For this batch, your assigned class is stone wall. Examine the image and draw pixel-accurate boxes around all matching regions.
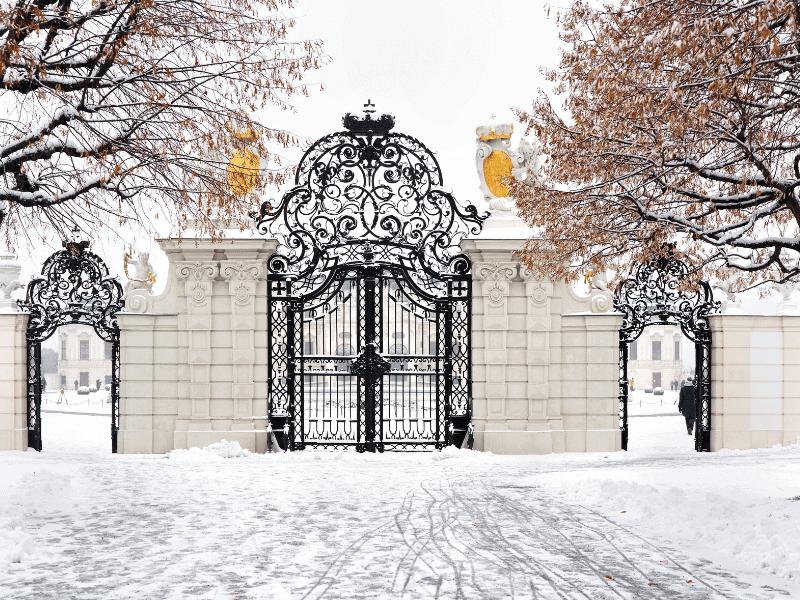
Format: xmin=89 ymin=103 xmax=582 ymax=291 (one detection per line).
xmin=710 ymin=314 xmax=800 ymax=450
xmin=462 ymin=237 xmax=621 ymax=455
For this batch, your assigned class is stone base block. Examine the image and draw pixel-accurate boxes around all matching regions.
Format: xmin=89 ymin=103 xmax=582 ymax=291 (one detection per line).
xmin=0 ymin=428 xmax=27 ymax=451
xmin=586 ymin=429 xmax=620 ymax=453
xmin=118 ymin=429 xmax=153 ymax=454
xmin=483 ymin=430 xmax=553 ymax=455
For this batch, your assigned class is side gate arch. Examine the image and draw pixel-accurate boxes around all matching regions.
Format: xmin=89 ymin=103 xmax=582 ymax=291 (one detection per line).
xmin=254 ymin=108 xmax=488 ymax=451
xmin=614 ymin=252 xmax=720 ymax=452
xmin=20 ymin=237 xmax=124 ymax=452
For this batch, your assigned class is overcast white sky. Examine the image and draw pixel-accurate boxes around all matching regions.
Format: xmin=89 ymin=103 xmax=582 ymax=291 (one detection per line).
xmin=19 ymin=0 xmax=564 ymax=288
xmin=258 ymin=0 xmax=563 ymax=203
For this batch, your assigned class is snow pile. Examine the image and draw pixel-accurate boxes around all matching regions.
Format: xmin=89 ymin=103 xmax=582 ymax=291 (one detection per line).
xmin=0 ymin=470 xmax=71 ymax=571
xmin=167 ymin=439 xmax=251 ymax=462
xmin=542 ymin=472 xmax=800 ymax=581
xmin=432 ymin=445 xmax=494 ymax=461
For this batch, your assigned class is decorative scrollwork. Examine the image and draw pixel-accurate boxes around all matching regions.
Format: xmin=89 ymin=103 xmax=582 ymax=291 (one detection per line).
xmin=614 ymin=253 xmax=720 ymax=343
xmin=20 ymin=242 xmax=124 ymax=342
xmin=349 ymin=342 xmax=392 ymax=378
xmin=254 ymin=111 xmax=488 ymax=296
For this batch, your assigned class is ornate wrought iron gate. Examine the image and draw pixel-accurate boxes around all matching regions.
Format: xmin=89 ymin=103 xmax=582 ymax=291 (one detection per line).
xmin=20 ymin=237 xmax=123 ymax=452
xmin=257 ymin=107 xmax=486 ymax=451
xmin=614 ymin=251 xmax=719 ymax=452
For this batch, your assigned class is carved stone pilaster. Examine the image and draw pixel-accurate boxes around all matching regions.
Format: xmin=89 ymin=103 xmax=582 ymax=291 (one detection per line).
xmin=522 ymin=267 xmax=553 ymax=425
xmin=475 ymin=262 xmax=517 ymax=421
xmin=220 ymin=260 xmax=265 ymax=425
xmin=176 ymin=261 xmax=219 ymax=422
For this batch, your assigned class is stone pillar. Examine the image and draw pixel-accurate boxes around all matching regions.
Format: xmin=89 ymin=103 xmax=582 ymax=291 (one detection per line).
xmin=176 ymin=261 xmax=219 ymax=446
xmin=710 ymin=314 xmax=798 ymax=450
xmin=463 ymin=233 xmax=619 ymax=454
xmin=220 ymin=260 xmax=265 ymax=447
xmin=522 ymin=267 xmax=554 ymax=452
xmin=475 ymin=261 xmax=517 ymax=440
xmin=783 ymin=317 xmax=800 ymax=447
xmin=0 ymin=314 xmax=28 ymax=451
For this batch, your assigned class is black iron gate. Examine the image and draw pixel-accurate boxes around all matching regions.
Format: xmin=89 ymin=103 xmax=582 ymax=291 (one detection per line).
xmin=614 ymin=251 xmax=719 ymax=452
xmin=20 ymin=235 xmax=123 ymax=452
xmin=256 ymin=106 xmax=486 ymax=451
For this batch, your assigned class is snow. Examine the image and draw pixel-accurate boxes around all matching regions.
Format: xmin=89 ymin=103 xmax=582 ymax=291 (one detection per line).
xmin=1 ymin=401 xmax=799 ymax=599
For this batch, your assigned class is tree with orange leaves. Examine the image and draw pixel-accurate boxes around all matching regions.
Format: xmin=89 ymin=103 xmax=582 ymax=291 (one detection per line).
xmin=0 ymin=0 xmax=324 ymax=244
xmin=512 ymin=0 xmax=800 ymax=290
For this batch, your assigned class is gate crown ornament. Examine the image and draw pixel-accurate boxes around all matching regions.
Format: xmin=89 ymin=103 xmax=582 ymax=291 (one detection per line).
xmin=614 ymin=251 xmax=720 ymax=343
xmin=254 ymin=108 xmax=488 ymax=295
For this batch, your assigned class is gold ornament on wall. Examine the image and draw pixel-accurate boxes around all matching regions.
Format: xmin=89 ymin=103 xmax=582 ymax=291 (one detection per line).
xmin=482 ymin=150 xmax=514 ymax=198
xmin=225 ymin=125 xmax=260 ymax=195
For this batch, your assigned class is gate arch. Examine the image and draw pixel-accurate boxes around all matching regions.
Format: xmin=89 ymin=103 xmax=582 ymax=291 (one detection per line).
xmin=20 ymin=236 xmax=124 ymax=452
xmin=254 ymin=108 xmax=487 ymax=451
xmin=614 ymin=252 xmax=720 ymax=452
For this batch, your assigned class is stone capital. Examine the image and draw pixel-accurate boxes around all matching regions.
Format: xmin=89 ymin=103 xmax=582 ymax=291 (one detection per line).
xmin=176 ymin=261 xmax=219 ymax=282
xmin=475 ymin=262 xmax=517 ymax=282
xmin=220 ymin=260 xmax=265 ymax=282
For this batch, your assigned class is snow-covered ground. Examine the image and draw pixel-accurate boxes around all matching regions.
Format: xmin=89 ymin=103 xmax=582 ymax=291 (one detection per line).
xmin=1 ymin=398 xmax=799 ymax=599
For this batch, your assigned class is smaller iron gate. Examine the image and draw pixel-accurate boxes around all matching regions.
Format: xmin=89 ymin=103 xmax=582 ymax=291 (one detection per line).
xmin=256 ymin=106 xmax=486 ymax=451
xmin=20 ymin=236 xmax=123 ymax=452
xmin=614 ymin=251 xmax=719 ymax=452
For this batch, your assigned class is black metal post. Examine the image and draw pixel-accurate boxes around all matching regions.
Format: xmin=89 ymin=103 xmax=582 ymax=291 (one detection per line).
xmin=443 ymin=288 xmax=454 ymax=447
xmin=619 ymin=338 xmax=629 ymax=451
xmin=111 ymin=337 xmax=120 ymax=453
xmin=27 ymin=340 xmax=42 ymax=452
xmin=285 ymin=279 xmax=296 ymax=452
xmin=363 ymin=259 xmax=377 ymax=453
xmin=695 ymin=339 xmax=712 ymax=452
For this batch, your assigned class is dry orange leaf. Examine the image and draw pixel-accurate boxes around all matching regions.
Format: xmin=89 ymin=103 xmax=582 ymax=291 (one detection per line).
xmin=686 ymin=580 xmax=693 ymax=583
xmin=605 ymin=575 xmax=613 ymax=580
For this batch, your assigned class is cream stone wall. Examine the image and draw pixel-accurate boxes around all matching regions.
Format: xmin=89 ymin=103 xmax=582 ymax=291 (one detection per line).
xmin=9 ymin=229 xmax=797 ymax=455
xmin=116 ymin=238 xmax=275 ymax=454
xmin=462 ymin=237 xmax=621 ymax=455
xmin=710 ymin=314 xmax=800 ymax=450
xmin=0 ymin=314 xmax=27 ymax=451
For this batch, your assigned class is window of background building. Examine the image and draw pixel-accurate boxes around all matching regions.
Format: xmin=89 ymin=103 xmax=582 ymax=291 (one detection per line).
xmin=629 ymin=340 xmax=637 ymax=361
xmin=652 ymin=340 xmax=661 ymax=361
xmin=105 ymin=341 xmax=113 ymax=360
xmin=674 ymin=339 xmax=680 ymax=361
xmin=61 ymin=339 xmax=67 ymax=360
xmin=80 ymin=340 xmax=90 ymax=361
xmin=80 ymin=372 xmax=89 ymax=387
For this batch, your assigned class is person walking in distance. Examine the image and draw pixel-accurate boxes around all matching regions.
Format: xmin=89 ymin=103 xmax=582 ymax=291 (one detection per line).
xmin=677 ymin=376 xmax=696 ymax=435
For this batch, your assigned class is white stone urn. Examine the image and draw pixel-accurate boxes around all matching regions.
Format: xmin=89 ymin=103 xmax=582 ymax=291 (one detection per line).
xmin=0 ymin=252 xmax=23 ymax=312
xmin=773 ymin=280 xmax=799 ymax=314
